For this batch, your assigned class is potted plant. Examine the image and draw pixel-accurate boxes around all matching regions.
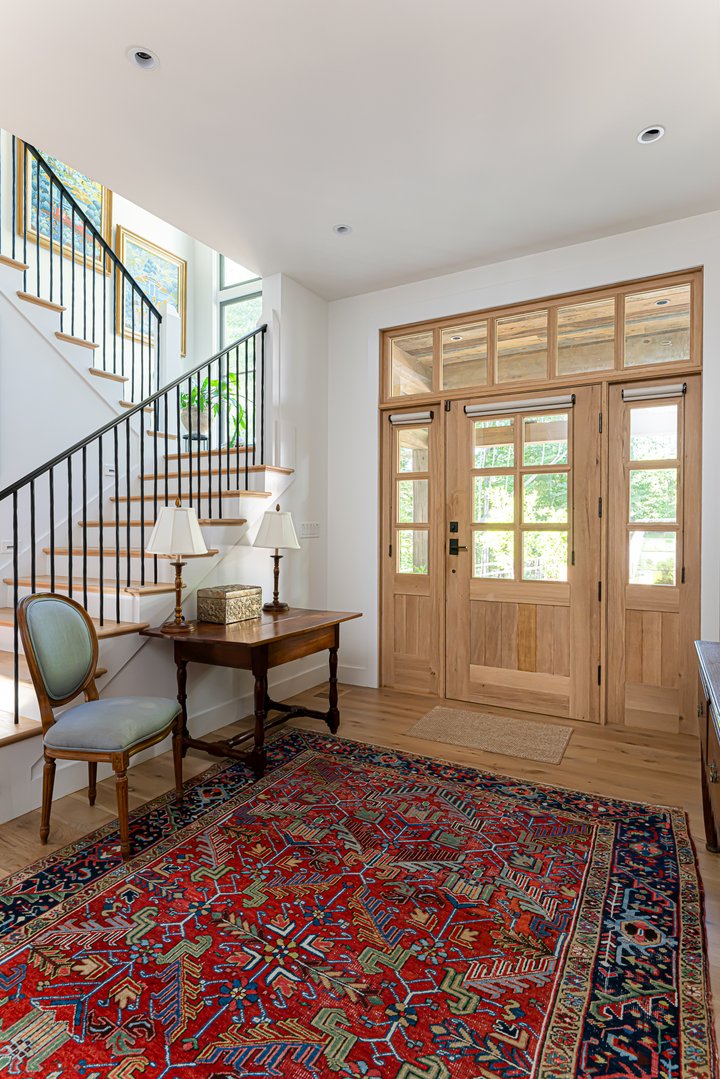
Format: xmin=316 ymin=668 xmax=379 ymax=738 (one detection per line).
xmin=179 ymin=372 xmax=246 ymax=446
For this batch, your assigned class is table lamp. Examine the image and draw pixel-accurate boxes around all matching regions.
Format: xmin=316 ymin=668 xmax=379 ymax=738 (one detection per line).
xmin=146 ymin=499 xmax=209 ymax=633
xmin=253 ymin=503 xmax=300 ymax=612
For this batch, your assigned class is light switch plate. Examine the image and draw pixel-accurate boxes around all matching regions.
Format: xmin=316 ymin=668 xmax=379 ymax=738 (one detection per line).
xmin=300 ymin=522 xmax=320 ymax=539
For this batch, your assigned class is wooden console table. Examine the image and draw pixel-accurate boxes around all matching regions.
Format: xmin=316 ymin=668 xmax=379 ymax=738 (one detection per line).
xmin=696 ymin=641 xmax=720 ymax=852
xmin=142 ymin=608 xmax=361 ymax=778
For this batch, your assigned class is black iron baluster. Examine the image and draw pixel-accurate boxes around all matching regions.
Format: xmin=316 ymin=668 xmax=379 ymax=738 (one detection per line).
xmin=225 ymin=351 xmax=231 ymax=494
xmin=114 ymin=426 xmax=120 ymax=622
xmin=49 ymin=467 xmax=55 ymax=593
xmin=48 ymin=179 xmax=54 ymax=304
xmin=91 ymin=236 xmax=96 ymax=356
xmin=187 ymin=376 xmax=193 ymax=509
xmin=131 ymin=280 xmax=135 ymax=402
xmin=125 ymin=419 xmax=131 ymax=588
xmin=140 ymin=298 xmax=145 ymax=403
xmin=70 ymin=206 xmax=76 ymax=337
xmin=82 ymin=224 xmax=87 ymax=342
xmin=98 ymin=437 xmax=104 ymax=625
xmin=35 ymin=154 xmax=40 ymax=297
xmin=164 ymin=395 xmax=169 ymax=511
xmin=22 ymin=144 xmax=27 ymax=287
xmin=195 ymin=369 xmax=201 ymax=512
xmin=30 ymin=479 xmax=36 ymax=592
xmin=12 ymin=490 xmax=18 ymax=724
xmin=82 ymin=446 xmax=88 ymax=611
xmin=175 ymin=385 xmax=182 ymax=505
xmin=59 ymin=191 xmax=64 ymax=331
xmin=67 ymin=456 xmax=73 ymax=599
xmin=235 ymin=345 xmax=240 ymax=491
xmin=257 ymin=331 xmax=262 ymax=466
xmin=208 ymin=362 xmax=215 ymax=519
xmin=11 ymin=137 xmax=16 ymax=260
xmin=112 ymin=265 xmax=118 ymax=374
xmin=153 ymin=410 xmax=158 ymax=585
xmin=140 ymin=405 xmax=146 ymax=586
xmin=122 ymin=275 xmax=127 ymax=391
xmin=102 ymin=250 xmax=107 ymax=372
xmin=245 ymin=339 xmax=249 ymax=490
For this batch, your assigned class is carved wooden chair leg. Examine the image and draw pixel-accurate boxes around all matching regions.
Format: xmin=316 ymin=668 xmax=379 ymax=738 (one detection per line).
xmin=113 ymin=758 xmax=131 ymax=861
xmin=172 ymin=715 xmax=184 ymax=804
xmin=40 ymin=753 xmax=56 ymax=845
xmin=88 ymin=762 xmax=97 ymax=806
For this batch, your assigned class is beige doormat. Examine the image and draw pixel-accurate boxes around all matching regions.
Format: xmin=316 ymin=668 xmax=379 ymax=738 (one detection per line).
xmin=406 ymin=706 xmax=572 ymax=765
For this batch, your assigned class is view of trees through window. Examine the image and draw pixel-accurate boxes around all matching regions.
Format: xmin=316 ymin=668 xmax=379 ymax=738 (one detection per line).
xmin=472 ymin=413 xmax=570 ymax=582
xmin=627 ymin=403 xmax=679 ymax=585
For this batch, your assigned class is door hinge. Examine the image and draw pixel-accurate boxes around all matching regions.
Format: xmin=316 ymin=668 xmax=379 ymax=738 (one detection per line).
xmin=388 ymin=544 xmax=392 ymax=557
xmin=598 ymin=496 xmax=603 ymax=518
xmin=597 ymin=580 xmax=602 ymax=602
xmin=599 ymin=410 xmax=603 ymax=433
xmin=444 ymin=399 xmax=452 ymax=412
xmin=681 ymin=566 xmax=686 ymax=583
xmin=597 ymin=664 xmax=602 ymax=685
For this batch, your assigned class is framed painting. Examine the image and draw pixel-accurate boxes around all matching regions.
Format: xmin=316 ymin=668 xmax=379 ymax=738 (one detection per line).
xmin=16 ymin=141 xmax=112 ymax=271
xmin=115 ymin=226 xmax=187 ymax=356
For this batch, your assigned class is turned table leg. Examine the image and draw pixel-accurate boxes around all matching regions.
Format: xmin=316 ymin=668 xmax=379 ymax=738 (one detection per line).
xmin=328 ymin=645 xmax=340 ymax=734
xmin=176 ymin=658 xmax=189 ymax=758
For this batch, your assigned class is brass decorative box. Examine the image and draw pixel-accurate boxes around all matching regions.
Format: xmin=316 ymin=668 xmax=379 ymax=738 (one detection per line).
xmin=197 ymin=584 xmax=262 ymax=624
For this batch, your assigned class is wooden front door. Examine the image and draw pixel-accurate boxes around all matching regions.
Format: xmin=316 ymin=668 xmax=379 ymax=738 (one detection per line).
xmin=607 ymin=377 xmax=701 ymax=732
xmin=445 ymin=387 xmax=601 ymax=721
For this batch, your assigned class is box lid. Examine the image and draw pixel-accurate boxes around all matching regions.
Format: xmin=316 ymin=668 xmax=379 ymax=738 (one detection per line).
xmin=198 ymin=584 xmax=262 ymax=599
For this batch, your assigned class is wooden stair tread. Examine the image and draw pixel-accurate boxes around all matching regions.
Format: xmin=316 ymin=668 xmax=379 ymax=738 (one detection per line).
xmin=0 ymin=608 xmax=148 ymax=640
xmin=140 ymin=464 xmax=293 ymax=481
xmin=0 ymin=712 xmax=42 ymax=747
xmin=55 ymin=331 xmax=99 ymax=350
xmin=44 ymin=547 xmax=219 ymax=559
xmin=111 ymin=490 xmax=270 ymax=503
xmin=5 ymin=576 xmax=179 ymax=597
xmin=120 ymin=401 xmax=153 ymax=412
xmin=17 ymin=291 xmax=65 ymax=313
xmin=147 ymin=431 xmax=177 ymax=439
xmin=88 ymin=367 xmax=128 ymax=383
xmin=0 ymin=254 xmax=29 ymax=272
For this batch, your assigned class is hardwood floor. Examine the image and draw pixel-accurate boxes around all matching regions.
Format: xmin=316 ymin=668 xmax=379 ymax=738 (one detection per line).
xmin=0 ymin=683 xmax=717 ymax=1038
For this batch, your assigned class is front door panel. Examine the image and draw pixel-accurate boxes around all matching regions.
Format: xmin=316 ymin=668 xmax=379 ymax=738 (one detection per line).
xmin=445 ymin=387 xmax=601 ymax=721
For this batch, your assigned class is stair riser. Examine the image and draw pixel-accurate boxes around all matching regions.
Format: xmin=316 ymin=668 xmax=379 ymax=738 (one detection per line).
xmin=141 ymin=471 xmax=270 ymax=493
xmin=42 ymin=554 xmax=176 ymax=582
xmin=111 ymin=496 xmax=258 ymax=517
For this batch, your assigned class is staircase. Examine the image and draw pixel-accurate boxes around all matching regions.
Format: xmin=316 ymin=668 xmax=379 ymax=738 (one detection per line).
xmin=0 ymin=309 xmax=288 ymax=731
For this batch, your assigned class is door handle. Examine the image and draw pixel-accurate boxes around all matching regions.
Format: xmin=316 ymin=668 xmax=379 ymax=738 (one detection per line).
xmin=449 ymin=540 xmax=468 ymax=555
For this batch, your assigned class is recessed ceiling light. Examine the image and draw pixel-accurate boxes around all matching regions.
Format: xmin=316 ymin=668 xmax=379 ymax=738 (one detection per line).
xmin=655 ymin=298 xmax=670 ymax=306
xmin=637 ymin=125 xmax=665 ymax=144
xmin=332 ymin=224 xmax=352 ymax=236
xmin=127 ymin=46 xmax=160 ymax=71
xmin=450 ymin=335 xmax=463 ymax=341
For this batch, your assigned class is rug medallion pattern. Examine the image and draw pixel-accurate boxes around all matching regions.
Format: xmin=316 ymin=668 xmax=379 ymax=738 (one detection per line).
xmin=0 ymin=730 xmax=714 ymax=1077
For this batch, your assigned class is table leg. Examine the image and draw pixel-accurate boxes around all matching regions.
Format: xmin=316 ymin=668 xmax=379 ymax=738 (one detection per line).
xmin=249 ymin=671 xmax=268 ymax=779
xmin=176 ymin=659 xmax=189 ymax=758
xmin=328 ymin=646 xmax=340 ymax=733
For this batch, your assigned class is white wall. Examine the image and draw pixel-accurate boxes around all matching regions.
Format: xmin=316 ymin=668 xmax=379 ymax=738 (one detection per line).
xmin=327 ymin=210 xmax=720 ymax=687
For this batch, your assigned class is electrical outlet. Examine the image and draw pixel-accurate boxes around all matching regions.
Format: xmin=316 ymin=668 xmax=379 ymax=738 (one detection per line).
xmin=300 ymin=522 xmax=320 ymax=539
xmin=0 ymin=541 xmax=14 ymax=553
xmin=103 ymin=465 xmax=116 ymax=477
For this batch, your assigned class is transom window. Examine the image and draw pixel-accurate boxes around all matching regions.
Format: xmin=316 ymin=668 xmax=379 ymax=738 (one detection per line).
xmin=383 ymin=273 xmax=698 ymax=402
xmin=472 ymin=411 xmax=570 ymax=582
xmin=218 ymin=256 xmax=262 ymax=349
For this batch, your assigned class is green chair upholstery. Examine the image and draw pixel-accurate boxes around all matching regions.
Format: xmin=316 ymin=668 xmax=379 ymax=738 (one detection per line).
xmin=24 ymin=595 xmax=94 ymax=701
xmin=44 ymin=697 xmax=181 ymax=753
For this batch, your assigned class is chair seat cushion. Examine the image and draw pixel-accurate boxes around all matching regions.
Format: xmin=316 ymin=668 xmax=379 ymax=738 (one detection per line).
xmin=44 ymin=697 xmax=180 ymax=754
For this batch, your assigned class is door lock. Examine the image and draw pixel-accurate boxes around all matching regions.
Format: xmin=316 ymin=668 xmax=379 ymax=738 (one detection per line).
xmin=449 ymin=540 xmax=468 ymax=555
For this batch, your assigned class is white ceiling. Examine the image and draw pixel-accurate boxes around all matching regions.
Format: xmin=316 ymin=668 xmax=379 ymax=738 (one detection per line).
xmin=1 ymin=0 xmax=719 ymax=300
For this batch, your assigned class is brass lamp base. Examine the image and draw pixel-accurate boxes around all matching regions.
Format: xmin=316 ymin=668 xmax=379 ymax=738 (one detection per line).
xmin=160 ymin=559 xmax=196 ymax=634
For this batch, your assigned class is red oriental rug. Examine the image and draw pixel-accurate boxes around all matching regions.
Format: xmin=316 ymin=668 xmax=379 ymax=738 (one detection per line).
xmin=0 ymin=729 xmax=715 ymax=1077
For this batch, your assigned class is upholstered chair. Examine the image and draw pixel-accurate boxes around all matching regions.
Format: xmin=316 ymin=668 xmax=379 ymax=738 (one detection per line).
xmin=17 ymin=593 xmax=183 ymax=860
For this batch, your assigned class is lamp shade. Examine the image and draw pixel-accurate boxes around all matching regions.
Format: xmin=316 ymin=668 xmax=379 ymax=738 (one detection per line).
xmin=145 ymin=503 xmax=209 ymax=557
xmin=253 ymin=506 xmax=300 ymax=550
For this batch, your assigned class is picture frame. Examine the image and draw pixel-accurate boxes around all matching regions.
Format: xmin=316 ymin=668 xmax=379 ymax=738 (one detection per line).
xmin=115 ymin=226 xmax=187 ymax=357
xmin=15 ymin=141 xmax=113 ymax=273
